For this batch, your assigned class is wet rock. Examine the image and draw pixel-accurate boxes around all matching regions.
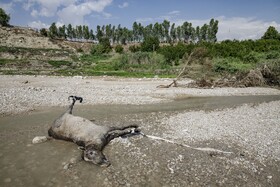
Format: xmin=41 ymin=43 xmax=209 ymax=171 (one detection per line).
xmin=32 ymin=136 xmax=47 ymax=144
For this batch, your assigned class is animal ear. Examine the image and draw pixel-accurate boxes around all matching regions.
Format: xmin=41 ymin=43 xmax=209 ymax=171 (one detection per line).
xmin=78 ymin=146 xmax=85 ymax=151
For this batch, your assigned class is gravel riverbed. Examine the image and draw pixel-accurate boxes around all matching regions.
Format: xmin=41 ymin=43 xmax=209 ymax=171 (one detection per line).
xmin=1 ymin=75 xmax=280 ymax=186
xmin=1 ymin=75 xmax=280 ymax=116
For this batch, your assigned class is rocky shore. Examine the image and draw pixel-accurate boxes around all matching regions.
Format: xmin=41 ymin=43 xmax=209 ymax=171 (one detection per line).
xmin=1 ymin=75 xmax=280 ymax=116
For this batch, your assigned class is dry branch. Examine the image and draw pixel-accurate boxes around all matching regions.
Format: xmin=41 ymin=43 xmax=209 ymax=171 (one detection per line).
xmin=157 ymin=51 xmax=195 ymax=88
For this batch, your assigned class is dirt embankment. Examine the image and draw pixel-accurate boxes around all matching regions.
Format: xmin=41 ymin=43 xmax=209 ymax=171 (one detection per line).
xmin=0 ymin=26 xmax=60 ymax=49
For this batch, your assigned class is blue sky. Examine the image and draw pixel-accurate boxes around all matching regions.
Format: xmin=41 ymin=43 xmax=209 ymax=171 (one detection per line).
xmin=1 ymin=0 xmax=280 ymax=40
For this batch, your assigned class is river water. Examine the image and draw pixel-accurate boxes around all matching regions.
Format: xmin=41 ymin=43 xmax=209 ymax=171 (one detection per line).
xmin=0 ymin=95 xmax=279 ymax=186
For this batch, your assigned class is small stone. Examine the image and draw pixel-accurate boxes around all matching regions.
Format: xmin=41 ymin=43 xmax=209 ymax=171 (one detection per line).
xmin=267 ymin=176 xmax=272 ymax=179
xmin=63 ymin=163 xmax=69 ymax=170
xmin=32 ymin=136 xmax=47 ymax=144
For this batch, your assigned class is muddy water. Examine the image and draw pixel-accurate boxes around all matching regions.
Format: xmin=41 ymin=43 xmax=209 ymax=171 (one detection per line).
xmin=0 ymin=95 xmax=280 ymax=187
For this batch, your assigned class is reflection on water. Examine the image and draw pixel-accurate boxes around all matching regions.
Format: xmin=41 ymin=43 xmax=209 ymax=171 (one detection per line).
xmin=0 ymin=95 xmax=279 ymax=186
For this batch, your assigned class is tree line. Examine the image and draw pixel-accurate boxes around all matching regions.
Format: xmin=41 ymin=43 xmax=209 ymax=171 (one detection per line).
xmin=42 ymin=19 xmax=219 ymax=44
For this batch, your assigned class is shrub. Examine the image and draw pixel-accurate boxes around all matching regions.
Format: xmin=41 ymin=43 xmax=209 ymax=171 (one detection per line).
xmin=115 ymin=45 xmax=124 ymax=53
xmin=129 ymin=45 xmax=140 ymax=53
xmin=39 ymin=28 xmax=48 ymax=37
xmin=266 ymin=51 xmax=280 ymax=59
xmin=113 ymin=52 xmax=166 ymax=70
xmin=91 ymin=44 xmax=105 ymax=55
xmin=76 ymin=48 xmax=83 ymax=53
xmin=243 ymin=52 xmax=260 ymax=63
xmin=213 ymin=57 xmax=253 ymax=74
xmin=91 ymin=37 xmax=112 ymax=55
xmin=158 ymin=42 xmax=194 ymax=65
xmin=141 ymin=37 xmax=160 ymax=52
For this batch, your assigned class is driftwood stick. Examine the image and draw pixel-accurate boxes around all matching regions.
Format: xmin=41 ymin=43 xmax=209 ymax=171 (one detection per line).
xmin=157 ymin=51 xmax=194 ymax=88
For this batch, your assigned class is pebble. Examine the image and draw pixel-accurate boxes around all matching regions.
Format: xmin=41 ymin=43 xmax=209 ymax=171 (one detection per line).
xmin=32 ymin=136 xmax=48 ymax=144
xmin=63 ymin=163 xmax=70 ymax=170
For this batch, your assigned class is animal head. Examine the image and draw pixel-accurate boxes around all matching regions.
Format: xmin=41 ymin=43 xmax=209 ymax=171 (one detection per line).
xmin=81 ymin=145 xmax=110 ymax=167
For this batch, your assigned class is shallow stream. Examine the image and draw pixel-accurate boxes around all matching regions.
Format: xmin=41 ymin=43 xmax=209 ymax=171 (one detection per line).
xmin=0 ymin=95 xmax=279 ymax=186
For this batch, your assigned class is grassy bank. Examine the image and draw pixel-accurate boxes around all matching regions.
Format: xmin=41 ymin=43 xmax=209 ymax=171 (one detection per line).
xmin=0 ymin=39 xmax=279 ymax=86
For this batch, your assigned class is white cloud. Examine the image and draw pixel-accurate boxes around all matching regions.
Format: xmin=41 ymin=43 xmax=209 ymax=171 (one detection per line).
xmin=25 ymin=0 xmax=76 ymax=17
xmin=118 ymin=2 xmax=128 ymax=8
xmin=0 ymin=2 xmax=14 ymax=13
xmin=23 ymin=0 xmax=113 ymax=26
xmin=168 ymin=10 xmax=180 ymax=16
xmin=57 ymin=0 xmax=113 ymax=25
xmin=215 ymin=16 xmax=280 ymax=40
xmin=28 ymin=20 xmax=49 ymax=29
xmin=31 ymin=9 xmax=38 ymax=17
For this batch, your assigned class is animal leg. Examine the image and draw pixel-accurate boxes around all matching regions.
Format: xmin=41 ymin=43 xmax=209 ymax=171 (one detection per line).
xmin=109 ymin=124 xmax=138 ymax=132
xmin=106 ymin=129 xmax=138 ymax=142
xmin=66 ymin=96 xmax=83 ymax=114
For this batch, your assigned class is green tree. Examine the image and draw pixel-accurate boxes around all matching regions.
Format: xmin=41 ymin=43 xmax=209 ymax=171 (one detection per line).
xmin=105 ymin=24 xmax=112 ymax=40
xmin=48 ymin=22 xmax=58 ymax=38
xmin=195 ymin=26 xmax=201 ymax=42
xmin=0 ymin=8 xmax=10 ymax=26
xmin=200 ymin=24 xmax=208 ymax=41
xmin=138 ymin=23 xmax=144 ymax=42
xmin=162 ymin=20 xmax=170 ymax=42
xmin=58 ymin=25 xmax=66 ymax=39
xmin=176 ymin=26 xmax=182 ymax=42
xmin=67 ymin=24 xmax=73 ymax=39
xmin=170 ymin=23 xmax=176 ymax=43
xmin=262 ymin=26 xmax=280 ymax=40
xmin=182 ymin=21 xmax=193 ymax=43
xmin=132 ymin=21 xmax=139 ymax=42
xmin=89 ymin=29 xmax=95 ymax=40
xmin=76 ymin=25 xmax=83 ymax=39
xmin=83 ymin=25 xmax=90 ymax=40
xmin=144 ymin=24 xmax=153 ymax=38
xmin=96 ymin=25 xmax=103 ymax=41
xmin=207 ymin=19 xmax=219 ymax=42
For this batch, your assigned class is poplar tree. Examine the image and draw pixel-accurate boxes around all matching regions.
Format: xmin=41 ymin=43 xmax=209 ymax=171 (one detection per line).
xmin=0 ymin=8 xmax=10 ymax=26
xmin=162 ymin=20 xmax=170 ymax=42
xmin=67 ymin=24 xmax=73 ymax=39
xmin=170 ymin=23 xmax=176 ymax=43
xmin=48 ymin=22 xmax=58 ymax=38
